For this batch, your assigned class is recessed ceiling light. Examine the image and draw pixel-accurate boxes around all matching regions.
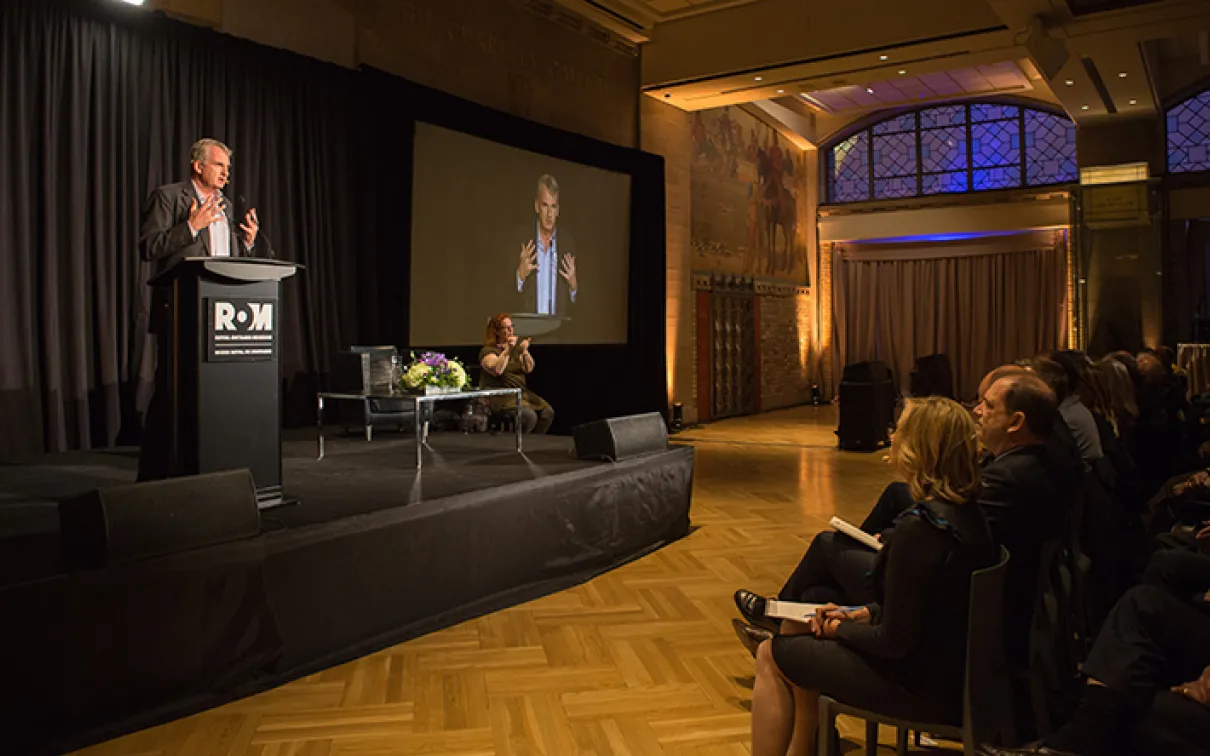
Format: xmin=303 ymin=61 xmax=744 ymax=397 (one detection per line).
xmin=866 ymin=87 xmax=875 ymax=94
xmin=1065 ymin=80 xmax=1074 ymax=86
xmin=777 ymin=89 xmax=784 ymax=94
xmin=1129 ymin=99 xmax=1137 ymax=105
xmin=117 ymin=0 xmax=145 ymax=4
xmin=1081 ymin=105 xmax=1089 ymax=110
xmin=898 ymin=69 xmax=906 ymax=75
xmin=754 ymin=76 xmax=762 ymax=81
xmin=1118 ymin=72 xmax=1127 ymax=78
xmin=879 ymin=55 xmax=888 ymax=61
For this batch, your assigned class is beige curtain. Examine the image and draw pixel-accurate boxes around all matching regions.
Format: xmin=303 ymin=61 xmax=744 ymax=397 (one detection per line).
xmin=833 ymin=244 xmax=1068 ymax=400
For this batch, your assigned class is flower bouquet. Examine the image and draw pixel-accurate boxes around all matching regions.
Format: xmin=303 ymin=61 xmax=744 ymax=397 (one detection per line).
xmin=400 ymin=351 xmax=469 ymax=395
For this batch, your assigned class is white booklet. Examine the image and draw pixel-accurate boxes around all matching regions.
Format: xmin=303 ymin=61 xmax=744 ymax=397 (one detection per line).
xmin=765 ymin=600 xmax=865 ymax=622
xmin=830 ymin=516 xmax=883 ymax=551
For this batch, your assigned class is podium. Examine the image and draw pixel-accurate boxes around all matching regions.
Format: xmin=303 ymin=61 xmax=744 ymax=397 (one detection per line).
xmin=148 ymin=257 xmax=301 ymax=508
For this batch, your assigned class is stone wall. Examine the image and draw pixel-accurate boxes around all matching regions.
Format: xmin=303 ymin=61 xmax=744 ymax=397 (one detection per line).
xmin=157 ymin=0 xmax=640 ymax=147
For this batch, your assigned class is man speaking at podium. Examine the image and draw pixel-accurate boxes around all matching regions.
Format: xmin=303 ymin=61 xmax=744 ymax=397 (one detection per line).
xmin=136 ymin=138 xmax=266 ymax=481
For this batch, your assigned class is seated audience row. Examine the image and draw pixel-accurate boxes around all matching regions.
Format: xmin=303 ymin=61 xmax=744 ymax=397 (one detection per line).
xmin=733 ymin=347 xmax=1210 ymax=756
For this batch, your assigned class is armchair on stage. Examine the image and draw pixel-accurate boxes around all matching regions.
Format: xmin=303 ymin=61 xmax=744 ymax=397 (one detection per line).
xmin=149 ymin=257 xmax=301 ymax=509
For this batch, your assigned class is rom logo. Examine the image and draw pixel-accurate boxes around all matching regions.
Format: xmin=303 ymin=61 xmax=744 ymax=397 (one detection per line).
xmin=214 ymin=301 xmax=273 ymax=332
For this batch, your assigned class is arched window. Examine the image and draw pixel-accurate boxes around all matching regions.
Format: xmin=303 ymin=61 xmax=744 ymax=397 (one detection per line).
xmin=1167 ymin=89 xmax=1210 ymax=174
xmin=825 ymin=102 xmax=1077 ymax=204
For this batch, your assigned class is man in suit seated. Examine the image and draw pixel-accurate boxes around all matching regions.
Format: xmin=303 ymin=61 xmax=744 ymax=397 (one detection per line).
xmin=974 ymin=371 xmax=1079 ymax=667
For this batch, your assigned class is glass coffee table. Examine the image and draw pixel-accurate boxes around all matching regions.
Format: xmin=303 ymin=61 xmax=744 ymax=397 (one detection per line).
xmin=316 ymin=387 xmax=523 ymax=469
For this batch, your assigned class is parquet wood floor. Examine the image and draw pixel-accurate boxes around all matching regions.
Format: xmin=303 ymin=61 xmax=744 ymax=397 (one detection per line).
xmin=70 ymin=406 xmax=942 ymax=756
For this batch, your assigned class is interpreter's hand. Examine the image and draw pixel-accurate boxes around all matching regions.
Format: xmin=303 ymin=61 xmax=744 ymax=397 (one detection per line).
xmin=559 ymin=253 xmax=577 ymax=292
xmin=239 ymin=208 xmax=259 ymax=249
xmin=517 ymin=337 xmax=531 ymax=353
xmin=507 ymin=335 xmax=518 ymax=348
xmin=187 ymin=193 xmax=224 ymax=234
xmin=1196 ymin=520 xmax=1210 ymax=540
xmin=1172 ymin=666 xmax=1210 ymax=707
xmin=518 ymin=240 xmax=537 ymax=282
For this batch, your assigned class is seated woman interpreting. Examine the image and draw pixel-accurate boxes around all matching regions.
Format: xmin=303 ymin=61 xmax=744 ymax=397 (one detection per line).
xmin=478 ymin=312 xmax=555 ymax=434
xmin=751 ymin=396 xmax=997 ymax=756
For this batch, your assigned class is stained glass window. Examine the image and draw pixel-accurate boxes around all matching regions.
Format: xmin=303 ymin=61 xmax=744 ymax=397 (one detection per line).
xmin=1167 ymin=89 xmax=1210 ymax=174
xmin=920 ymin=105 xmax=965 ymax=129
xmin=873 ymin=113 xmax=916 ymax=135
xmin=971 ymin=103 xmax=1020 ymax=122
xmin=920 ymin=127 xmax=966 ymax=173
xmin=825 ymin=102 xmax=1076 ymax=204
xmin=827 ymin=132 xmax=870 ymax=203
xmin=872 ymin=132 xmax=917 ymax=199
xmin=1025 ymin=110 xmax=1078 ymax=184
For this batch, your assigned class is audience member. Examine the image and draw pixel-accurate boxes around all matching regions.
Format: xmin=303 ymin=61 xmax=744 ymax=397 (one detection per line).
xmin=1032 ymin=356 xmax=1104 ymax=466
xmin=974 ymin=371 xmax=1077 ymax=669
xmin=982 ymin=552 xmax=1210 ymax=756
xmin=750 ymin=397 xmax=996 ymax=756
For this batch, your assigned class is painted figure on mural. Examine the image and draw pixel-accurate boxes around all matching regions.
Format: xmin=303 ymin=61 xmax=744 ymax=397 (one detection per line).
xmin=689 ymin=104 xmax=808 ymax=284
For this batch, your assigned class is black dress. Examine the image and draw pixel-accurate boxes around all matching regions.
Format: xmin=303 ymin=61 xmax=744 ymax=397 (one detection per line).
xmin=770 ymin=498 xmax=997 ymax=724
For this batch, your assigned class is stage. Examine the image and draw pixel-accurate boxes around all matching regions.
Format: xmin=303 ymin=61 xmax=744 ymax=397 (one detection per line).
xmin=0 ymin=430 xmax=694 ymax=755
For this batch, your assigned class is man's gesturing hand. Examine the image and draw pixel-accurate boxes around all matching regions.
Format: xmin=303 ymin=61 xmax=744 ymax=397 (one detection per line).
xmin=517 ymin=240 xmax=537 ymax=282
xmin=559 ymin=253 xmax=577 ymax=293
xmin=239 ymin=207 xmax=259 ymax=249
xmin=187 ymin=193 xmax=224 ymax=234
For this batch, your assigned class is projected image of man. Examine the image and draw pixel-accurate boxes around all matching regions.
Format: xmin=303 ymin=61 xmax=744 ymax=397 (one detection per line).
xmin=516 ymin=174 xmax=577 ymax=316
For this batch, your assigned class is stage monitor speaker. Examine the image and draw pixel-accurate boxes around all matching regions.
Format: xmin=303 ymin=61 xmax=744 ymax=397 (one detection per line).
xmin=58 ymin=468 xmax=261 ymax=567
xmin=573 ymin=412 xmax=668 ymax=461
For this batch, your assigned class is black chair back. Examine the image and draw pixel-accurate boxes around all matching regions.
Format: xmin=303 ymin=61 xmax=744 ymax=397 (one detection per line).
xmin=964 ymin=545 xmax=1015 ymax=748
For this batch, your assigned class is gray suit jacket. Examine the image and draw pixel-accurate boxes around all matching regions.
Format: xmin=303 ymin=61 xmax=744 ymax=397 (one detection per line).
xmin=139 ymin=181 xmax=266 ymax=333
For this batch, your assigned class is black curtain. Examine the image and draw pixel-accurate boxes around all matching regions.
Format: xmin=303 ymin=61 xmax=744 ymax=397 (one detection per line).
xmin=0 ymin=0 xmax=360 ymax=458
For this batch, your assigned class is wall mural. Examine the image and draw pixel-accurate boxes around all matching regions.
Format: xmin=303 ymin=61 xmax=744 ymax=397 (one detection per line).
xmin=690 ymin=106 xmax=810 ymax=283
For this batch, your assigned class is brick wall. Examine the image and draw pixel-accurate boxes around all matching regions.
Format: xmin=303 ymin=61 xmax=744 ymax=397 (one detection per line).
xmin=758 ymin=285 xmax=814 ymax=410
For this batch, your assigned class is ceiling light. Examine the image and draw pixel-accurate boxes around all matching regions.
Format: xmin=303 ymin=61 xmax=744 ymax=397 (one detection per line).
xmin=754 ymin=76 xmax=762 ymax=81
xmin=1065 ymin=79 xmax=1074 ymax=86
xmin=1081 ymin=104 xmax=1089 ymax=110
xmin=1118 ymin=72 xmax=1127 ymax=78
xmin=777 ymin=89 xmax=784 ymax=94
xmin=898 ymin=69 xmax=906 ymax=75
xmin=117 ymin=0 xmax=146 ymax=4
xmin=1129 ymin=99 xmax=1137 ymax=105
xmin=866 ymin=87 xmax=875 ymax=94
xmin=879 ymin=55 xmax=888 ymax=61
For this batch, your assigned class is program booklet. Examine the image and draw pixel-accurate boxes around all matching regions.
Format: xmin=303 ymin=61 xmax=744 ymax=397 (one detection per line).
xmin=830 ymin=516 xmax=883 ymax=551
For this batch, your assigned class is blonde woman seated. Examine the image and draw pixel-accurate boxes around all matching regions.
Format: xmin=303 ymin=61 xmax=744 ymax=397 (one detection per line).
xmin=751 ymin=396 xmax=997 ymax=756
